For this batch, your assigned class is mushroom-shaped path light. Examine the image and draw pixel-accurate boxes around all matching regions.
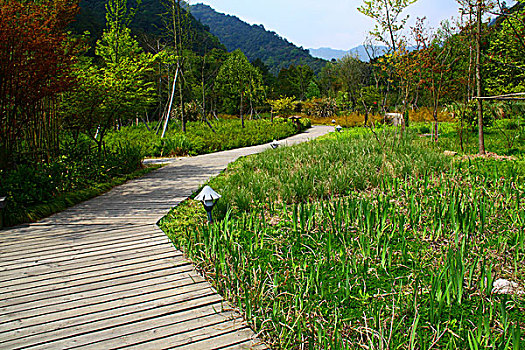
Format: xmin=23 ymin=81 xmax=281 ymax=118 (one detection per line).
xmin=195 ymin=186 xmax=221 ymax=223
xmin=270 ymin=140 xmax=280 ymax=149
xmin=336 ymin=125 xmax=343 ymax=132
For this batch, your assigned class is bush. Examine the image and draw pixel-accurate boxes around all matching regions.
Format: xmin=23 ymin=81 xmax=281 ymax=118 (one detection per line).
xmin=419 ymin=125 xmax=431 ymax=134
xmin=0 ymin=140 xmax=143 ymax=226
xmin=303 ymin=98 xmax=338 ymax=118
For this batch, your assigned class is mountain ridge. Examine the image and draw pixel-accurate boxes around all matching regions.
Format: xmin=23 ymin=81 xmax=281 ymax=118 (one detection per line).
xmin=71 ymin=0 xmax=225 ymax=55
xmin=190 ymin=3 xmax=327 ymax=75
xmin=309 ymin=45 xmax=389 ymax=62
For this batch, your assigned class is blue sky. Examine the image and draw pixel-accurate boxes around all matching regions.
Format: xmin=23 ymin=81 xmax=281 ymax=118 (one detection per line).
xmin=192 ymin=0 xmax=464 ymax=50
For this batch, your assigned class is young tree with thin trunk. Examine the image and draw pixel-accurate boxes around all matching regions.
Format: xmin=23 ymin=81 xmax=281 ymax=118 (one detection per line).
xmin=475 ymin=0 xmax=486 ymax=154
xmin=214 ymin=50 xmax=265 ymax=128
xmin=359 ymin=0 xmax=418 ymax=119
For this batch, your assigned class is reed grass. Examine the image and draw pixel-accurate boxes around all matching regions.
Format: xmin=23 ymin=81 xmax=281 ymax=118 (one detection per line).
xmin=160 ymin=128 xmax=524 ymax=349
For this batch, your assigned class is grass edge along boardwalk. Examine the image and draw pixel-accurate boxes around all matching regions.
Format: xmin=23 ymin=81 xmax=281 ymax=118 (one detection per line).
xmin=0 ymin=126 xmax=333 ymax=350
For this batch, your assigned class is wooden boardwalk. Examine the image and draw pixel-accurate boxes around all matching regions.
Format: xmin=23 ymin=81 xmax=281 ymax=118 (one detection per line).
xmin=0 ymin=127 xmax=333 ymax=349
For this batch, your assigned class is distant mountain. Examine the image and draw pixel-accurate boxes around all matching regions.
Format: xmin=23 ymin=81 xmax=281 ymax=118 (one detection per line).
xmin=71 ymin=0 xmax=225 ymax=55
xmin=309 ymin=45 xmax=388 ymax=62
xmin=190 ymin=3 xmax=327 ymax=75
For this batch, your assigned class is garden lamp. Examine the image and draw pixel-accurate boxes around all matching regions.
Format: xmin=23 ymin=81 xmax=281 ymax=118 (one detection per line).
xmin=0 ymin=197 xmax=6 ymax=228
xmin=270 ymin=140 xmax=280 ymax=149
xmin=336 ymin=125 xmax=343 ymax=132
xmin=331 ymin=119 xmax=336 ymax=124
xmin=195 ymin=186 xmax=221 ymax=223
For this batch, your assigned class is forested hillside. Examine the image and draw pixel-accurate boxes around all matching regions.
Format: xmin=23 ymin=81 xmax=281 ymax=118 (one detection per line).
xmin=72 ymin=0 xmax=225 ymax=54
xmin=190 ymin=3 xmax=327 ymax=75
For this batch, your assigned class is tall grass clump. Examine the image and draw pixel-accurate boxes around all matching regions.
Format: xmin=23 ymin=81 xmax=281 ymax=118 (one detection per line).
xmin=160 ymin=128 xmax=524 ymax=349
xmin=208 ymin=129 xmax=451 ymax=216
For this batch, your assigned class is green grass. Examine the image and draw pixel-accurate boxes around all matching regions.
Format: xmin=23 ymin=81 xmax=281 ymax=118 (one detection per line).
xmin=160 ymin=127 xmax=525 ymax=349
xmin=106 ymin=117 xmax=311 ymax=158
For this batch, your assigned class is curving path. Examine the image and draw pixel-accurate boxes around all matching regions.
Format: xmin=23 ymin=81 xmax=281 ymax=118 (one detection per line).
xmin=0 ymin=126 xmax=333 ymax=349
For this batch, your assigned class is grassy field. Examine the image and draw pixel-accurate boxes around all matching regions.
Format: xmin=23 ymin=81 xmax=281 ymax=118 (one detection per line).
xmin=105 ymin=117 xmax=311 ymax=158
xmin=160 ymin=123 xmax=524 ymax=349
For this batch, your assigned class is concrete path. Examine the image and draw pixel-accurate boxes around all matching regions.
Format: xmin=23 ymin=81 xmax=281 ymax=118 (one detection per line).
xmin=0 ymin=126 xmax=333 ymax=349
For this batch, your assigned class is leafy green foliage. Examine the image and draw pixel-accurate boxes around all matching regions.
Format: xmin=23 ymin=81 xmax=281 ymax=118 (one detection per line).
xmin=486 ymin=5 xmax=525 ymax=95
xmin=214 ymin=50 xmax=265 ymax=116
xmin=72 ymin=0 xmax=224 ymax=55
xmin=275 ymin=64 xmax=315 ymax=100
xmin=267 ymin=97 xmax=297 ymax=117
xmin=303 ymin=98 xmax=339 ymax=118
xmin=358 ymin=0 xmax=418 ymax=52
xmin=61 ymin=0 xmax=156 ymax=148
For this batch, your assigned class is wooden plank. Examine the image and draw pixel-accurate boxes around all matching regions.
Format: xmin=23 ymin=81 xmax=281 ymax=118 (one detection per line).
xmin=0 ymin=250 xmax=181 ymax=288
xmin=1 ymin=274 xmax=209 ymax=331
xmin=0 ymin=254 xmax=189 ymax=301
xmin=0 ymin=223 xmax=155 ymax=248
xmin=0 ymin=228 xmax=165 ymax=261
xmin=0 ymin=291 xmax=223 ymax=349
xmin=1 ymin=261 xmax=193 ymax=309
xmin=0 ymin=244 xmax=179 ymax=281
xmin=120 ymin=319 xmax=251 ymax=349
xmin=0 ymin=237 xmax=170 ymax=272
xmin=29 ymin=305 xmax=237 ymax=349
xmin=219 ymin=340 xmax=268 ymax=350
xmin=176 ymin=327 xmax=263 ymax=350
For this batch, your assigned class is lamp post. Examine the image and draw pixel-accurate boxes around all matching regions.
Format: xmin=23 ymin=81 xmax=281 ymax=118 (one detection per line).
xmin=0 ymin=197 xmax=6 ymax=228
xmin=195 ymin=186 xmax=221 ymax=223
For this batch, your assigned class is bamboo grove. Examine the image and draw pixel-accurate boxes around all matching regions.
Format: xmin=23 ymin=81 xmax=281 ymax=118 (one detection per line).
xmin=0 ymin=0 xmax=79 ymax=168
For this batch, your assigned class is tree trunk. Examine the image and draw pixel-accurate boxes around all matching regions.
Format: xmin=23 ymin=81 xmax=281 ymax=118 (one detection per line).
xmin=240 ymin=91 xmax=244 ymax=128
xmin=476 ymin=0 xmax=486 ymax=155
xmin=161 ymin=66 xmax=179 ymax=138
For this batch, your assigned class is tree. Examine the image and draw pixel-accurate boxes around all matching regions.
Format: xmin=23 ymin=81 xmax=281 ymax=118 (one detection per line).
xmin=456 ymin=0 xmax=497 ymax=154
xmin=276 ymin=65 xmax=315 ymax=100
xmin=163 ymin=0 xmax=192 ymax=133
xmin=486 ymin=2 xmax=525 ymax=95
xmin=214 ymin=50 xmax=265 ymax=127
xmin=336 ymin=55 xmax=369 ymax=110
xmin=318 ymin=62 xmax=341 ymax=98
xmin=415 ymin=20 xmax=461 ymax=141
xmin=358 ymin=0 xmax=418 ymax=53
xmin=61 ymin=0 xmax=155 ymax=152
xmin=359 ymin=0 xmax=418 ymax=119
xmin=267 ymin=97 xmax=297 ymax=119
xmin=0 ymin=0 xmax=79 ymax=168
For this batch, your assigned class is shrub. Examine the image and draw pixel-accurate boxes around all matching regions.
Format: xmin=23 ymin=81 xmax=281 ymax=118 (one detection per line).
xmin=303 ymin=98 xmax=338 ymax=118
xmin=419 ymin=125 xmax=431 ymax=134
xmin=0 ymin=140 xmax=143 ymax=226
